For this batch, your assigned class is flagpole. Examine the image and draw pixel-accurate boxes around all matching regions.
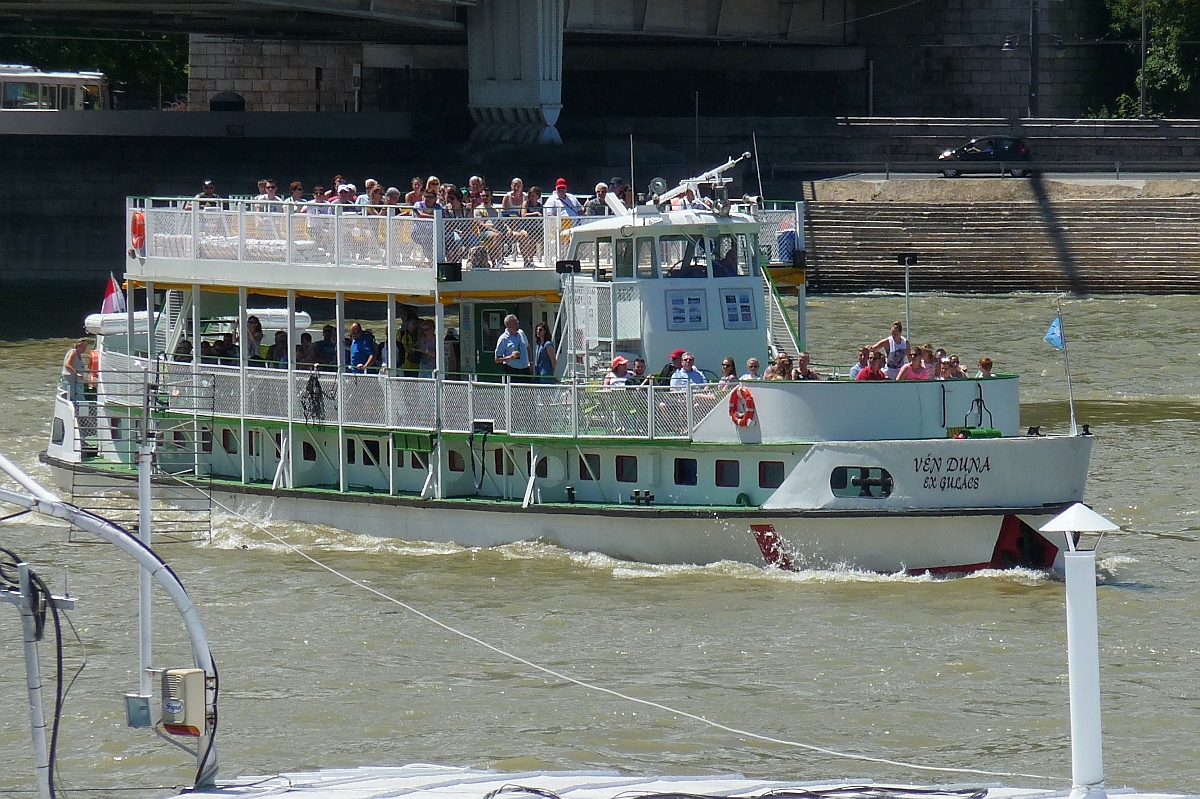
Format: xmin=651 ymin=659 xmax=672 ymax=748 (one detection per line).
xmin=1057 ymin=304 xmax=1079 ymax=436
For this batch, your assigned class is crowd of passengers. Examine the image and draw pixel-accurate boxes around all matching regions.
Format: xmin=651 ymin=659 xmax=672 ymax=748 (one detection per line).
xmin=165 ymin=314 xmax=993 ymax=387
xmin=186 ymin=172 xmax=713 ymax=218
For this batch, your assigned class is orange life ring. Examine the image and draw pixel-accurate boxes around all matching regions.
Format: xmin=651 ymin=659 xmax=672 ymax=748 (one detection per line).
xmin=728 ymin=385 xmax=757 ymax=427
xmin=130 ymin=210 xmax=146 ymax=250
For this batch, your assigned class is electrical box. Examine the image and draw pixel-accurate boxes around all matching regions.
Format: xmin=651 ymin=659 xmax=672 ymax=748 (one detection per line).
xmin=161 ymin=668 xmax=206 ymax=737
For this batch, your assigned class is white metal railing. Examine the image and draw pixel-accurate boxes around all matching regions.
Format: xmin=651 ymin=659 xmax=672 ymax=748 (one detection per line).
xmin=99 ymin=351 xmax=703 ymax=441
xmin=137 ymin=197 xmax=570 ymax=272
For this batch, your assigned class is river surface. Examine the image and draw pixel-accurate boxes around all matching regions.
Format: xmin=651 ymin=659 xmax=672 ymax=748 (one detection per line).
xmin=0 ymin=293 xmax=1197 ymax=798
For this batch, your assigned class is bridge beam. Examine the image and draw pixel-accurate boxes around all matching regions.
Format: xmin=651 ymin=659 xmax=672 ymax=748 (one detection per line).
xmin=466 ymin=0 xmax=564 ymax=128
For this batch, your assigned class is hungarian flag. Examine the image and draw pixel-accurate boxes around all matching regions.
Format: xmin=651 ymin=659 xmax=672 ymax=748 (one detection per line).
xmin=101 ymin=273 xmax=126 ymax=315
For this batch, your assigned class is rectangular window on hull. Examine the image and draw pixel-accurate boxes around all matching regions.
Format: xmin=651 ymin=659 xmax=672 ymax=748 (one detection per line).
xmin=674 ymin=458 xmax=698 ymax=486
xmin=579 ymin=453 xmax=600 ymax=481
xmin=221 ymin=428 xmax=238 ymax=455
xmin=715 ymin=459 xmax=740 ymax=487
xmin=759 ymin=461 xmax=785 ymax=489
xmin=615 ymin=455 xmax=638 ymax=483
xmin=363 ymin=439 xmax=380 ymax=467
xmin=449 ymin=450 xmax=466 ymax=472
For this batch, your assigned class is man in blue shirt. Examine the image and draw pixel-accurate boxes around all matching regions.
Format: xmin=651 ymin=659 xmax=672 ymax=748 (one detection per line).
xmin=348 ymin=322 xmax=376 ymax=372
xmin=493 ymin=314 xmax=531 ymax=382
xmin=671 ymin=352 xmax=707 ymax=389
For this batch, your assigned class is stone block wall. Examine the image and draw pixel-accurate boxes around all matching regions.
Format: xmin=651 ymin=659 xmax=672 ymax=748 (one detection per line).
xmin=856 ymin=0 xmax=1116 ymax=118
xmin=188 ymin=36 xmax=362 ymax=112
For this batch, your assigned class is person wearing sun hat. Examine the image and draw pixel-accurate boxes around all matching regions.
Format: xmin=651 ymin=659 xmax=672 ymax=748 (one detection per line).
xmin=603 ymin=355 xmax=631 ymax=387
xmin=658 ymin=348 xmax=686 ymax=384
xmin=544 ymin=177 xmax=582 ymax=217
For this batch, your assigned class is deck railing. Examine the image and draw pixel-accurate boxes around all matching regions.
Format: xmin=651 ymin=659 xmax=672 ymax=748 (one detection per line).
xmin=133 ymin=198 xmax=804 ymax=272
xmin=135 ymin=198 xmax=573 ymax=271
xmin=101 ymin=350 xmax=711 ymax=440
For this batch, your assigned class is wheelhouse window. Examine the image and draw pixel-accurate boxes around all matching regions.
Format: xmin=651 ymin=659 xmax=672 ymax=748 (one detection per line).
xmin=636 ymin=237 xmax=657 ymax=279
xmin=715 ymin=459 xmax=740 ymax=487
xmin=615 ymin=239 xmax=634 ymax=279
xmin=616 ymin=455 xmax=638 ymax=483
xmin=830 ymin=467 xmax=893 ymax=498
xmin=660 ymin=234 xmax=709 ymax=278
xmin=711 ymin=233 xmax=758 ymax=277
xmin=759 ymin=461 xmax=785 ymax=489
xmin=674 ymin=457 xmax=698 ymax=486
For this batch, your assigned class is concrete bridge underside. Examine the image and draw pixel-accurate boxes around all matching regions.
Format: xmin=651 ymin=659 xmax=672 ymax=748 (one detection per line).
xmin=0 ymin=0 xmax=858 ymax=126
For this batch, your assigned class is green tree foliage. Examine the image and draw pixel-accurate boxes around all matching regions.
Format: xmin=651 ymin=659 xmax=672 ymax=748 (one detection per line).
xmin=0 ymin=31 xmax=188 ymax=107
xmin=1104 ymin=0 xmax=1200 ymax=116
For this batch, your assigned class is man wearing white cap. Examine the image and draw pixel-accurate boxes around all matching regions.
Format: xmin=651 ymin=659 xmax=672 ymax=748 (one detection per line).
xmin=544 ymin=177 xmax=582 ymax=217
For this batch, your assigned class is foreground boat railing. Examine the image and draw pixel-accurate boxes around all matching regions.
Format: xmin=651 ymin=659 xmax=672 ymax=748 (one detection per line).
xmin=0 ymin=450 xmax=219 ymax=793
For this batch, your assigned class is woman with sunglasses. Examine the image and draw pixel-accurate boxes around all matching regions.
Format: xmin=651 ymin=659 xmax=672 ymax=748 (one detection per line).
xmin=718 ymin=357 xmax=738 ymax=385
xmin=895 ymin=348 xmax=930 ymax=381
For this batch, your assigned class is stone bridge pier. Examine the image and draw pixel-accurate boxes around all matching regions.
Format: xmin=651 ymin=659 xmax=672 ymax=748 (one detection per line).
xmin=467 ymin=0 xmax=564 ymax=131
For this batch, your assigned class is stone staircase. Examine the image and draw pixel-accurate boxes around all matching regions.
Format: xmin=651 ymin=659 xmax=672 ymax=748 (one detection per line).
xmin=804 ymin=198 xmax=1200 ymax=294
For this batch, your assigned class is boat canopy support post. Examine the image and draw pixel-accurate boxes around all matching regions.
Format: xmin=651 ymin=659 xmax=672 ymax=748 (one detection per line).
xmin=191 ymin=283 xmax=202 ymax=479
xmin=335 ymin=291 xmax=346 ymax=494
xmin=238 ymin=286 xmax=248 ymax=485
xmin=137 ymin=366 xmax=154 ymax=701
xmin=286 ymin=289 xmax=296 ymax=490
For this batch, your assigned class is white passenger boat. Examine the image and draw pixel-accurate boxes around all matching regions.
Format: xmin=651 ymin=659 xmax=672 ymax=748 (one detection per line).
xmin=41 ymin=159 xmax=1093 ymax=573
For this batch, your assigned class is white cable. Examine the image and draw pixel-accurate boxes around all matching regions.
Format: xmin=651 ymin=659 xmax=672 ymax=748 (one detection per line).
xmin=167 ymin=475 xmax=1062 ymax=784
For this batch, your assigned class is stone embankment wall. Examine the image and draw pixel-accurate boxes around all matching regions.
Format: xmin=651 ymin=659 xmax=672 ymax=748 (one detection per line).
xmin=803 ymin=178 xmax=1200 ymax=294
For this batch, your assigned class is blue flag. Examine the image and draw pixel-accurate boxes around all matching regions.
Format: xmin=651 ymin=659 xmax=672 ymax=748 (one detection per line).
xmin=1044 ymin=317 xmax=1064 ymax=350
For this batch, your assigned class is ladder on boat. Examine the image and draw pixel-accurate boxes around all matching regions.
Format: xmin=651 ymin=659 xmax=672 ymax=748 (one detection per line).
xmin=763 ymin=271 xmax=801 ymax=358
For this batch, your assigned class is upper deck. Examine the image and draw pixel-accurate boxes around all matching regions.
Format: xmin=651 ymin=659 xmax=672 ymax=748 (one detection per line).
xmin=126 ymin=197 xmax=802 ymax=297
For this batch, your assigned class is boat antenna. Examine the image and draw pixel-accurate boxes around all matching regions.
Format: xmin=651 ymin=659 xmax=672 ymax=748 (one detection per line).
xmin=629 ymin=134 xmax=636 ymax=223
xmin=752 ymin=132 xmax=765 ymax=201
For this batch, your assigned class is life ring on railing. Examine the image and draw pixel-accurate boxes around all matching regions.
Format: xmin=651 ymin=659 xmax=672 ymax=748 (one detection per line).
xmin=87 ymin=349 xmax=100 ymax=387
xmin=130 ymin=210 xmax=146 ymax=252
xmin=728 ymin=385 xmax=757 ymax=427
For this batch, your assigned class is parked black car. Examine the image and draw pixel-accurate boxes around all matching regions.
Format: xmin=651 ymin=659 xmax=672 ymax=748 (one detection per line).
xmin=938 ymin=137 xmax=1032 ymax=177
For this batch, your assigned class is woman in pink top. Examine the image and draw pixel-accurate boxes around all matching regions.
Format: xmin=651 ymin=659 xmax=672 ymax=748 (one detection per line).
xmin=895 ymin=349 xmax=930 ymax=381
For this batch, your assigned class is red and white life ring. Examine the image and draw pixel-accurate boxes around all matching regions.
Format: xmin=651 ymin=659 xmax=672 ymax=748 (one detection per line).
xmin=728 ymin=385 xmax=757 ymax=427
xmin=130 ymin=210 xmax=146 ymax=252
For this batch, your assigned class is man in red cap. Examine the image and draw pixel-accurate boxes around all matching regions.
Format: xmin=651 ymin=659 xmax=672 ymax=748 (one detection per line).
xmin=544 ymin=177 xmax=582 ymax=217
xmin=658 ymin=348 xmax=685 ymax=384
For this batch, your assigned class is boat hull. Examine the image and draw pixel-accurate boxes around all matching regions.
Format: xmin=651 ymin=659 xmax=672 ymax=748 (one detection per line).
xmin=43 ymin=453 xmax=1072 ymax=574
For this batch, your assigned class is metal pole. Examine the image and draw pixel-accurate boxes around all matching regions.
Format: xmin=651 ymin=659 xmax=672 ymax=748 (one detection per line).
xmin=1029 ymin=0 xmax=1040 ymax=118
xmin=904 ymin=258 xmax=912 ymax=350
xmin=335 ymin=291 xmax=346 ymax=493
xmin=1057 ymin=307 xmax=1079 ymax=436
xmin=1139 ymin=0 xmax=1148 ymax=118
xmin=434 ymin=284 xmax=445 ymax=499
xmin=17 ymin=564 xmax=52 ymax=799
xmin=238 ymin=286 xmax=248 ymax=484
